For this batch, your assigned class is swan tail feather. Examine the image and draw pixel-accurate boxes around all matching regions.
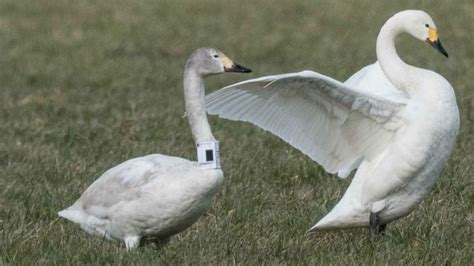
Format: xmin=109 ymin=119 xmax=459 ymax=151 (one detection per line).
xmin=307 ymin=208 xmax=369 ymax=232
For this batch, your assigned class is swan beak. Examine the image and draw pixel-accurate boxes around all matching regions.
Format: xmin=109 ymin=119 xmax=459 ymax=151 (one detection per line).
xmin=426 ymin=28 xmax=448 ymax=58
xmin=222 ymin=56 xmax=252 ymax=73
xmin=225 ymin=63 xmax=252 ymax=73
xmin=427 ymin=38 xmax=449 ymax=58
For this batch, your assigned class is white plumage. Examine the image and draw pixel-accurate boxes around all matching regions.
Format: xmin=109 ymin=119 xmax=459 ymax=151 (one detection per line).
xmin=58 ymin=48 xmax=251 ymax=249
xmin=58 ymin=155 xmax=223 ymax=244
xmin=207 ymin=69 xmax=406 ymax=178
xmin=206 ymin=10 xmax=459 ymax=232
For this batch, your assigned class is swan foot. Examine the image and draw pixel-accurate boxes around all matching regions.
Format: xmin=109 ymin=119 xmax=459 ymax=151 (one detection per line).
xmin=160 ymin=236 xmax=172 ymax=245
xmin=369 ymin=212 xmax=386 ymax=235
xmin=143 ymin=236 xmax=172 ymax=249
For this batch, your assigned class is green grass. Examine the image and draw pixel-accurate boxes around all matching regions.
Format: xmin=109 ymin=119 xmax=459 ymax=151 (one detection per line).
xmin=1 ymin=0 xmax=473 ymax=264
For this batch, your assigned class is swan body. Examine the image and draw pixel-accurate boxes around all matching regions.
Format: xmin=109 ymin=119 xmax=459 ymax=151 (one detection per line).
xmin=58 ymin=48 xmax=251 ymax=249
xmin=205 ymin=10 xmax=459 ymax=232
xmin=58 ymin=155 xmax=223 ymax=245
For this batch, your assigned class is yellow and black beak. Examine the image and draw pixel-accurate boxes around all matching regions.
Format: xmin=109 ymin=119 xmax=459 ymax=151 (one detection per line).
xmin=223 ymin=57 xmax=252 ymax=73
xmin=426 ymin=27 xmax=448 ymax=58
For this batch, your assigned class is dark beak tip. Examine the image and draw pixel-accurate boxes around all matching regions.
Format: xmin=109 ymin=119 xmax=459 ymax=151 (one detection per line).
xmin=226 ymin=63 xmax=252 ymax=73
xmin=427 ymin=39 xmax=449 ymax=59
xmin=438 ymin=41 xmax=449 ymax=58
xmin=440 ymin=48 xmax=449 ymax=58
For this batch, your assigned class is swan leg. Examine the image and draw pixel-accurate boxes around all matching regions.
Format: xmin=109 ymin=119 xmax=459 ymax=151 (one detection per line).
xmin=124 ymin=235 xmax=141 ymax=250
xmin=369 ymin=212 xmax=386 ymax=235
xmin=160 ymin=236 xmax=172 ymax=245
xmin=142 ymin=236 xmax=172 ymax=249
xmin=150 ymin=236 xmax=172 ymax=247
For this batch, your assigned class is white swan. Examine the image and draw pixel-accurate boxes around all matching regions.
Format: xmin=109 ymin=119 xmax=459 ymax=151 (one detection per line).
xmin=205 ymin=10 xmax=459 ymax=233
xmin=58 ymin=48 xmax=251 ymax=249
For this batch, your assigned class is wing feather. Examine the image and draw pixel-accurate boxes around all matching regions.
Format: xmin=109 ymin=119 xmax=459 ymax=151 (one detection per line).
xmin=206 ymin=70 xmax=407 ymax=178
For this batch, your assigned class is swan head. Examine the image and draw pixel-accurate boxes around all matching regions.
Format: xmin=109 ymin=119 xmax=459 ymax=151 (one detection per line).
xmin=186 ymin=48 xmax=252 ymax=76
xmin=396 ymin=10 xmax=449 ymax=57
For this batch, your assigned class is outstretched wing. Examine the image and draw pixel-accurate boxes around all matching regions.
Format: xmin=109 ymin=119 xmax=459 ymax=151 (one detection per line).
xmin=206 ymin=70 xmax=408 ymax=178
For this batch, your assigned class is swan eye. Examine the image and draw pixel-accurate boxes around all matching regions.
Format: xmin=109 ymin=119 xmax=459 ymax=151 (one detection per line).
xmin=213 ymin=55 xmax=219 ymax=58
xmin=425 ymin=24 xmax=429 ymax=28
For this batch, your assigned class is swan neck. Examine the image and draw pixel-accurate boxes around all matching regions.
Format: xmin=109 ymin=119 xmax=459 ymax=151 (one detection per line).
xmin=376 ymin=16 xmax=415 ymax=93
xmin=184 ymin=68 xmax=216 ymax=145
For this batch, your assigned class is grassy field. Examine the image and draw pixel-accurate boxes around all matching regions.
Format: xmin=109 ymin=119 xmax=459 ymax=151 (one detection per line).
xmin=1 ymin=0 xmax=473 ymax=264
